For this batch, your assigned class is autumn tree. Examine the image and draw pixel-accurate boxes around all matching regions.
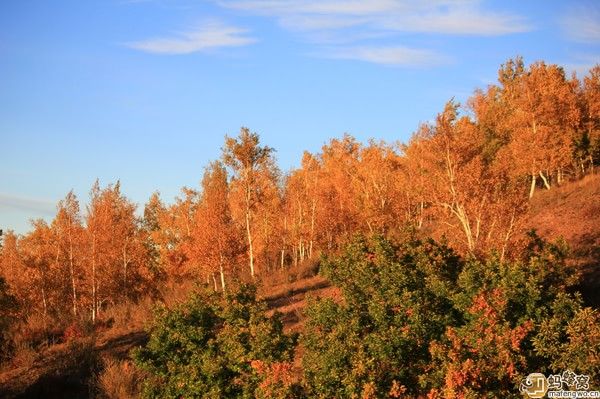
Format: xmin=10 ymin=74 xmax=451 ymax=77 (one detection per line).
xmin=85 ymin=181 xmax=149 ymax=321
xmin=51 ymin=191 xmax=84 ymax=317
xmin=164 ymin=188 xmax=199 ymax=279
xmin=498 ymin=59 xmax=580 ymax=196
xmin=282 ymin=152 xmax=321 ymax=267
xmin=253 ymin=165 xmax=283 ymax=274
xmin=222 ymin=127 xmax=277 ymax=278
xmin=19 ymin=220 xmax=58 ymax=329
xmin=405 ymin=102 xmax=523 ymax=253
xmin=0 ymin=231 xmax=29 ymax=315
xmin=317 ymin=135 xmax=361 ymax=250
xmin=0 ymin=233 xmax=21 ymax=358
xmin=0 ymin=276 xmax=18 ymax=360
xmin=141 ymin=191 xmax=167 ymax=277
xmin=352 ymin=141 xmax=403 ymax=234
xmin=141 ymin=189 xmax=199 ymax=280
xmin=190 ymin=161 xmax=243 ymax=291
xmin=399 ymin=135 xmax=430 ymax=229
xmin=576 ymin=65 xmax=600 ymax=172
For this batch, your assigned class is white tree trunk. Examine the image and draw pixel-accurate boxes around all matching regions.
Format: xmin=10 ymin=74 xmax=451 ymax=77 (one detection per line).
xmin=245 ymin=210 xmax=255 ymax=278
xmin=529 ymin=174 xmax=537 ymax=198
xmin=68 ymin=233 xmax=77 ymax=316
xmin=539 ymin=171 xmax=551 ymax=190
xmin=219 ymin=260 xmax=226 ymax=292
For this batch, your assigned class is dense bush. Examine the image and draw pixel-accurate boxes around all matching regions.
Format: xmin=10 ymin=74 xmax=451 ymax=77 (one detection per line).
xmin=301 ymin=234 xmax=598 ymax=398
xmin=133 ymin=284 xmax=298 ymax=399
xmin=302 ymin=235 xmax=463 ymax=397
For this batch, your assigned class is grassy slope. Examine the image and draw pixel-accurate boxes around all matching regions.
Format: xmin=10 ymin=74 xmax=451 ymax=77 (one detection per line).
xmin=524 ymin=173 xmax=600 ymax=306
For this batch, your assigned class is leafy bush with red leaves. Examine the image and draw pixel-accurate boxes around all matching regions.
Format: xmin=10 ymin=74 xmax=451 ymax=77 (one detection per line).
xmin=302 ymin=234 xmax=597 ymax=398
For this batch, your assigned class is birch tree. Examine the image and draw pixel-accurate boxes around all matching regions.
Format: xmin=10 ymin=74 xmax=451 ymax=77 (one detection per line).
xmin=191 ymin=161 xmax=243 ymax=291
xmin=52 ymin=191 xmax=83 ymax=317
xmin=499 ymin=59 xmax=580 ymax=197
xmin=222 ymin=128 xmax=276 ymax=278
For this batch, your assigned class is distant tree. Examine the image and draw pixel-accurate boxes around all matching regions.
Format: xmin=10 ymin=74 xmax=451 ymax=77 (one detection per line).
xmin=318 ymin=135 xmax=361 ymax=249
xmin=141 ymin=191 xmax=167 ymax=277
xmin=222 ymin=127 xmax=277 ymax=278
xmin=166 ymin=187 xmax=199 ymax=278
xmin=404 ymin=101 xmax=525 ymax=255
xmin=0 ymin=231 xmax=30 ymax=314
xmin=498 ymin=59 xmax=580 ymax=196
xmin=19 ymin=220 xmax=58 ymax=330
xmin=577 ymin=65 xmax=600 ymax=172
xmin=352 ymin=141 xmax=403 ymax=234
xmin=85 ymin=181 xmax=149 ymax=321
xmin=191 ymin=161 xmax=244 ymax=291
xmin=399 ymin=134 xmax=430 ymax=229
xmin=51 ymin=191 xmax=84 ymax=317
xmin=282 ymin=152 xmax=321 ymax=266
xmin=142 ymin=189 xmax=198 ymax=280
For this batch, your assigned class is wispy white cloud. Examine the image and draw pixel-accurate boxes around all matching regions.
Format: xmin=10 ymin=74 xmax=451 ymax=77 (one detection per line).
xmin=219 ymin=0 xmax=401 ymax=16
xmin=380 ymin=8 xmax=529 ymax=36
xmin=218 ymin=0 xmax=532 ymax=36
xmin=561 ymin=6 xmax=600 ymax=43
xmin=126 ymin=21 xmax=257 ymax=54
xmin=0 ymin=193 xmax=56 ymax=216
xmin=323 ymin=45 xmax=450 ymax=67
xmin=215 ymin=0 xmax=530 ymax=66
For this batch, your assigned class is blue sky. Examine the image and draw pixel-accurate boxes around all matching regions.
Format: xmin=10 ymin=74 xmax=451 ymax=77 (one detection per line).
xmin=1 ymin=0 xmax=599 ymax=234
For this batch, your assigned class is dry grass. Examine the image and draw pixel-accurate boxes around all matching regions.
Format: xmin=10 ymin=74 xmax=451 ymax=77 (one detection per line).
xmin=158 ymin=279 xmax=197 ymax=308
xmin=97 ymin=357 xmax=144 ymax=399
xmin=260 ymin=257 xmax=321 ymax=289
xmin=2 ymin=313 xmax=63 ymax=371
xmin=3 ymin=342 xmax=37 ymax=371
xmin=527 ymin=173 xmax=600 ymax=250
xmin=101 ymin=297 xmax=154 ymax=336
xmin=527 ymin=172 xmax=600 ymax=306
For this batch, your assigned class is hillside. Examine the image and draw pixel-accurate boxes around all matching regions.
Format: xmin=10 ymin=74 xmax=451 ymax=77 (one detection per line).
xmin=525 ymin=173 xmax=600 ymax=306
xmin=1 ymin=174 xmax=599 ymax=398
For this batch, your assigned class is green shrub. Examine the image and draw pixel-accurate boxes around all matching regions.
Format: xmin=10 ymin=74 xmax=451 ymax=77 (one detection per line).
xmin=133 ymin=284 xmax=297 ymax=399
xmin=301 ymin=234 xmax=594 ymax=398
xmin=301 ymin=235 xmax=463 ymax=397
